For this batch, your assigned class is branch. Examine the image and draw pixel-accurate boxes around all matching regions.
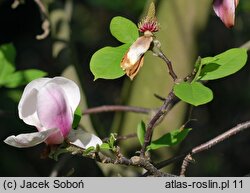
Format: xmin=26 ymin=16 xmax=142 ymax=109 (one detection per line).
xmin=180 ymin=120 xmax=250 ymax=176
xmin=66 ymin=145 xmax=175 ymax=177
xmin=34 ymin=0 xmax=50 ymax=40
xmin=240 ymin=40 xmax=250 ymax=51
xmin=158 ymin=51 xmax=178 ymax=81
xmin=154 ymin=93 xmax=166 ymax=101
xmin=142 ymin=152 xmax=188 ymax=176
xmin=11 ymin=0 xmax=24 ymax=8
xmin=140 ymin=91 xmax=180 ymax=156
xmin=83 ymin=105 xmax=152 ymax=115
xmin=102 ymin=133 xmax=137 ymax=142
xmin=151 ymin=40 xmax=178 ymax=81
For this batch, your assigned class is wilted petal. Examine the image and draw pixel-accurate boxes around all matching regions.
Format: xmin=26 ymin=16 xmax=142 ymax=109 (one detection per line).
xmin=18 ymin=78 xmax=50 ymax=128
xmin=4 ymin=128 xmax=58 ymax=148
xmin=67 ymin=129 xmax=102 ymax=149
xmin=125 ymin=56 xmax=144 ymax=80
xmin=49 ymin=77 xmax=80 ymax=113
xmin=37 ymin=82 xmax=72 ymax=144
xmin=213 ymin=0 xmax=239 ymax=28
xmin=121 ymin=32 xmax=153 ymax=79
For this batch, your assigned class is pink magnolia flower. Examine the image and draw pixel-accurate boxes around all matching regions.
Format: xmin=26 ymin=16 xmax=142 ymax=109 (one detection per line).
xmin=213 ymin=0 xmax=239 ymax=28
xmin=4 ymin=77 xmax=102 ymax=149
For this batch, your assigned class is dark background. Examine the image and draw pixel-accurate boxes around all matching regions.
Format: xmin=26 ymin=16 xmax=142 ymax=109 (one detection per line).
xmin=0 ymin=0 xmax=250 ymax=176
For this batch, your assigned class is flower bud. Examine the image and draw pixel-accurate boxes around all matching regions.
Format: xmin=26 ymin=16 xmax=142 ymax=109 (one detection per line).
xmin=213 ymin=0 xmax=239 ymax=28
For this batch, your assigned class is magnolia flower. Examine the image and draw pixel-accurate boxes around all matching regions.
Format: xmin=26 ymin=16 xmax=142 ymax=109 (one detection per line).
xmin=4 ymin=77 xmax=102 ymax=149
xmin=213 ymin=0 xmax=239 ymax=28
xmin=121 ymin=2 xmax=159 ymax=80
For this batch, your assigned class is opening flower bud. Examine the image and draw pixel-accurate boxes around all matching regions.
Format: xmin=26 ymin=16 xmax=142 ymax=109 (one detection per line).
xmin=4 ymin=77 xmax=102 ymax=149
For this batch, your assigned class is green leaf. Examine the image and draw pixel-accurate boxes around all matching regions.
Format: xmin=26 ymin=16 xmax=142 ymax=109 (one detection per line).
xmin=100 ymin=143 xmax=111 ymax=150
xmin=90 ymin=44 xmax=130 ymax=80
xmin=147 ymin=128 xmax=192 ymax=150
xmin=72 ymin=106 xmax=82 ymax=129
xmin=192 ymin=56 xmax=203 ymax=82
xmin=108 ymin=133 xmax=117 ymax=149
xmin=137 ymin=121 xmax=146 ymax=146
xmin=3 ymin=69 xmax=47 ymax=88
xmin=110 ymin=16 xmax=139 ymax=44
xmin=0 ymin=43 xmax=16 ymax=86
xmin=173 ymin=82 xmax=213 ymax=106
xmin=0 ymin=43 xmax=16 ymax=65
xmin=201 ymin=56 xmax=217 ymax=65
xmin=200 ymin=48 xmax=248 ymax=80
xmin=83 ymin=146 xmax=96 ymax=155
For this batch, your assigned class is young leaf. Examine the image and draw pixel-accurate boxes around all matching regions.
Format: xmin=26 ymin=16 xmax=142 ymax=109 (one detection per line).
xmin=109 ymin=133 xmax=117 ymax=149
xmin=110 ymin=16 xmax=139 ymax=44
xmin=72 ymin=106 xmax=82 ymax=129
xmin=147 ymin=128 xmax=192 ymax=150
xmin=82 ymin=146 xmax=96 ymax=155
xmin=137 ymin=121 xmax=146 ymax=146
xmin=173 ymin=82 xmax=213 ymax=106
xmin=90 ymin=44 xmax=130 ymax=80
xmin=100 ymin=143 xmax=111 ymax=150
xmin=3 ymin=69 xmax=47 ymax=88
xmin=200 ymin=48 xmax=248 ymax=80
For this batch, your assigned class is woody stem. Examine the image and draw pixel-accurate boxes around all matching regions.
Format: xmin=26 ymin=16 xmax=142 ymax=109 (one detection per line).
xmin=158 ymin=51 xmax=178 ymax=81
xmin=151 ymin=40 xmax=178 ymax=81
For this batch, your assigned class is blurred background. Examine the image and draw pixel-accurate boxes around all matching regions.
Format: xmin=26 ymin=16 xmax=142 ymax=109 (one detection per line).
xmin=0 ymin=0 xmax=250 ymax=176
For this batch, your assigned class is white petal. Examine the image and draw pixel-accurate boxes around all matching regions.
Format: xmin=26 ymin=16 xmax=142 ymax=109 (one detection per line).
xmin=4 ymin=128 xmax=58 ymax=148
xmin=67 ymin=129 xmax=102 ymax=149
xmin=49 ymin=77 xmax=80 ymax=113
xmin=18 ymin=78 xmax=50 ymax=127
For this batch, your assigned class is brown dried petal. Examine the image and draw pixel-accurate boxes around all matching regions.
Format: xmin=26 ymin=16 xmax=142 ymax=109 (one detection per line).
xmin=121 ymin=34 xmax=153 ymax=79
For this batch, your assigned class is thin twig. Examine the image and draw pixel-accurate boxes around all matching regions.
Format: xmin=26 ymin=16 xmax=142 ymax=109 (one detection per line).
xmin=142 ymin=152 xmax=188 ymax=176
xmin=102 ymin=133 xmax=137 ymax=142
xmin=11 ymin=0 xmax=24 ymax=8
xmin=151 ymin=40 xmax=178 ymax=81
xmin=34 ymin=0 xmax=50 ymax=40
xmin=83 ymin=105 xmax=152 ymax=115
xmin=138 ymin=41 xmax=181 ymax=157
xmin=180 ymin=120 xmax=250 ymax=176
xmin=140 ymin=91 xmax=180 ymax=156
xmin=154 ymin=93 xmax=166 ymax=101
xmin=158 ymin=51 xmax=178 ymax=81
xmin=180 ymin=154 xmax=194 ymax=176
xmin=240 ymin=40 xmax=250 ymax=51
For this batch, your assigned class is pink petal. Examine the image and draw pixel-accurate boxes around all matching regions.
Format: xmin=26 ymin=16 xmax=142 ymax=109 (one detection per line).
xmin=49 ymin=77 xmax=80 ymax=113
xmin=213 ymin=0 xmax=238 ymax=28
xmin=4 ymin=128 xmax=58 ymax=148
xmin=18 ymin=77 xmax=80 ymax=129
xmin=37 ymin=82 xmax=73 ymax=144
